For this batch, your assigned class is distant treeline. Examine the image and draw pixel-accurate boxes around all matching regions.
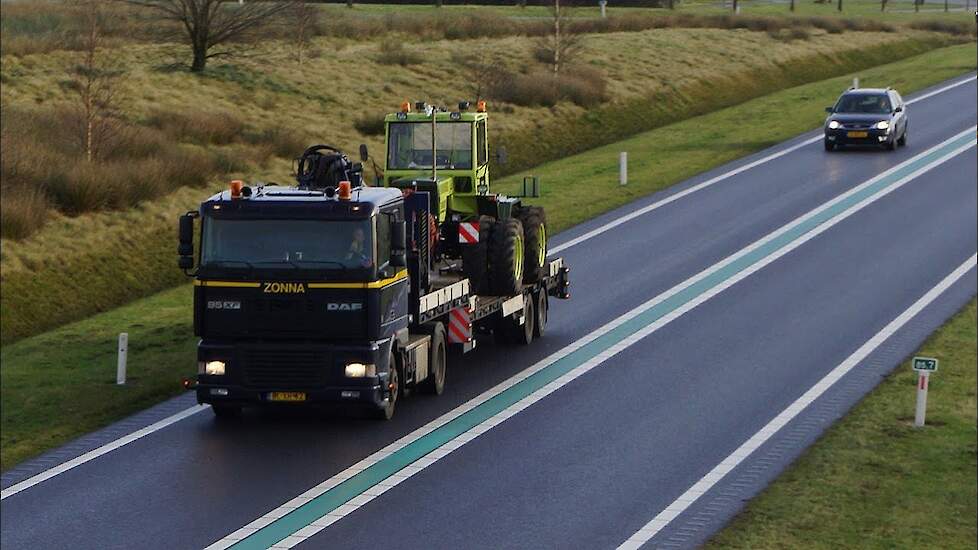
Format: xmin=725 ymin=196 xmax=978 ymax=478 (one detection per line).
xmin=315 ymin=0 xmax=668 ymax=7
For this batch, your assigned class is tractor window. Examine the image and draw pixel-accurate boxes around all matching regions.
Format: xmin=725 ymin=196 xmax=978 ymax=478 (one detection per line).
xmin=387 ymin=122 xmax=473 ymax=170
xmin=477 ymin=120 xmax=487 ymax=166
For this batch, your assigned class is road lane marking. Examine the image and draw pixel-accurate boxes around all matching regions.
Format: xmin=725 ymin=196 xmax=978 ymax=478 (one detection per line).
xmin=211 ymin=128 xmax=976 ymax=549
xmin=0 ymin=405 xmax=208 ymax=500
xmin=617 ymin=252 xmax=978 ymax=550
xmin=551 ymin=74 xmax=976 ymax=256
xmin=4 ymin=75 xmax=972 ymax=503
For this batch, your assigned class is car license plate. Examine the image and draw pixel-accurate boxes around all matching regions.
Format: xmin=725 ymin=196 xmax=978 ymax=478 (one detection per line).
xmin=268 ymin=391 xmax=306 ymax=402
xmin=847 ymin=131 xmax=868 ymax=138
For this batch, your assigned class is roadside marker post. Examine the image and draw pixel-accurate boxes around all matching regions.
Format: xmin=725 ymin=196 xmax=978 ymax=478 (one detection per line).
xmin=599 ymin=0 xmax=607 ymax=18
xmin=853 ymin=77 xmax=859 ymax=89
xmin=117 ymin=333 xmax=128 ymax=385
xmin=912 ymin=356 xmax=938 ymax=427
xmin=619 ymin=152 xmax=628 ymax=186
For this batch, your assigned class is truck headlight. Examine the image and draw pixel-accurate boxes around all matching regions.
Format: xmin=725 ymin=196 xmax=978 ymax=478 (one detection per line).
xmin=345 ymin=362 xmax=376 ymax=378
xmin=199 ymin=360 xmax=226 ymax=376
xmin=875 ymin=120 xmax=890 ymax=130
xmin=828 ymin=120 xmax=841 ymax=129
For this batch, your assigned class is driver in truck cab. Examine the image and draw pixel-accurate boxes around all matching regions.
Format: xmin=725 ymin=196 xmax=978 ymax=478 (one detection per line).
xmin=346 ymin=227 xmax=372 ymax=268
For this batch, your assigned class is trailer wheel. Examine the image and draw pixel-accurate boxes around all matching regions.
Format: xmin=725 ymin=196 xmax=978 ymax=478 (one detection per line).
xmin=419 ymin=323 xmax=447 ymax=395
xmin=211 ymin=404 xmax=241 ymax=420
xmin=518 ymin=207 xmax=547 ymax=283
xmin=487 ymin=217 xmax=524 ymax=296
xmin=496 ymin=293 xmax=534 ymax=346
xmin=533 ymin=290 xmax=548 ymax=339
xmin=374 ymin=354 xmax=399 ymax=420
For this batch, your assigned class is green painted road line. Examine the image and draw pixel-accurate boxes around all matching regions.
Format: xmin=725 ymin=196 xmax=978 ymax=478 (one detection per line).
xmin=231 ymin=129 xmax=976 ymax=550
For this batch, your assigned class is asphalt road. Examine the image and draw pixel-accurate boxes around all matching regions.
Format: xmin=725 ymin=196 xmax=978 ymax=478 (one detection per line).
xmin=1 ymin=75 xmax=975 ymax=550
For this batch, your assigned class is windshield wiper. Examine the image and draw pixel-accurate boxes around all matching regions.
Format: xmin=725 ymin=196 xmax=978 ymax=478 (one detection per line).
xmin=291 ymin=260 xmax=348 ymax=270
xmin=206 ymin=260 xmax=255 ymax=270
xmin=254 ymin=260 xmax=301 ymax=270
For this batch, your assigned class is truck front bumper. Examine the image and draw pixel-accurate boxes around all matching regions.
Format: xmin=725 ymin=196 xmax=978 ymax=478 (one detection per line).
xmin=196 ymin=382 xmax=387 ymax=409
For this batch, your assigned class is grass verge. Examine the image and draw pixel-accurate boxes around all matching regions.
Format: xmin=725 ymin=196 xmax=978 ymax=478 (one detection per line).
xmin=1 ymin=42 xmax=975 ymax=470
xmin=706 ymin=299 xmax=977 ymax=549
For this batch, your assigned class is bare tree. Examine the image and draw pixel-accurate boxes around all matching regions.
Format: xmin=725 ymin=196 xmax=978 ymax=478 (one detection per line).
xmin=125 ymin=0 xmax=298 ymax=72
xmin=285 ymin=1 xmax=319 ymax=64
xmin=452 ymin=51 xmax=505 ymax=101
xmin=537 ymin=0 xmax=584 ymax=76
xmin=70 ymin=1 xmax=125 ymax=162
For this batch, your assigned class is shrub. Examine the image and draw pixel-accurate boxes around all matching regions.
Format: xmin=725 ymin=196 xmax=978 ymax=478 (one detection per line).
xmin=353 ymin=113 xmax=387 ymax=136
xmin=144 ymin=109 xmax=247 ymax=146
xmin=0 ymin=188 xmax=50 ymax=240
xmin=376 ymin=40 xmax=423 ymax=66
xmin=908 ymin=20 xmax=974 ymax=36
xmin=769 ymin=27 xmax=812 ymax=42
xmin=489 ymin=67 xmax=609 ymax=108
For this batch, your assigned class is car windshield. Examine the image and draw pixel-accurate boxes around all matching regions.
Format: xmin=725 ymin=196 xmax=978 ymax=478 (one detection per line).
xmin=387 ymin=122 xmax=473 ymax=170
xmin=835 ymin=94 xmax=892 ymax=114
xmin=201 ymin=218 xmax=374 ymax=270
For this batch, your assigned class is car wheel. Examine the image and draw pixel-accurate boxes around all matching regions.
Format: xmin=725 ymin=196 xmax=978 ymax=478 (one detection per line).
xmin=824 ymin=140 xmax=835 ymax=152
xmin=897 ymin=131 xmax=907 ymax=147
xmin=885 ymin=139 xmax=896 ymax=151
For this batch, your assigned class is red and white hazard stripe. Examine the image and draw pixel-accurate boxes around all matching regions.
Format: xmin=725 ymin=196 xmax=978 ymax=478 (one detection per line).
xmin=458 ymin=222 xmax=480 ymax=244
xmin=447 ymin=307 xmax=472 ymax=344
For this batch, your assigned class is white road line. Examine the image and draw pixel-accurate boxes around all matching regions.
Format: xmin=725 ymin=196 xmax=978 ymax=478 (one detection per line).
xmin=618 ymin=252 xmax=978 ymax=550
xmin=0 ymin=405 xmax=208 ymax=500
xmin=5 ymin=75 xmax=973 ymax=502
xmin=208 ymin=129 xmax=976 ymax=549
xmin=550 ymin=74 xmax=976 ymax=256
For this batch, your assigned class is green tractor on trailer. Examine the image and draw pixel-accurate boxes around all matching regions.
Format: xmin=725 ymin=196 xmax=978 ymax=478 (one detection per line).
xmin=179 ymin=100 xmax=569 ymax=420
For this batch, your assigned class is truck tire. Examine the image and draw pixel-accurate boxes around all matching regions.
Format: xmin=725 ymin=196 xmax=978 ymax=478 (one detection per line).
xmin=487 ymin=217 xmax=524 ymax=296
xmin=211 ymin=404 xmax=241 ymax=420
xmin=533 ymin=290 xmax=548 ymax=338
xmin=518 ymin=207 xmax=547 ymax=283
xmin=496 ymin=292 xmax=534 ymax=346
xmin=461 ymin=217 xmax=495 ymax=294
xmin=374 ymin=353 xmax=399 ymax=420
xmin=419 ymin=323 xmax=447 ymax=395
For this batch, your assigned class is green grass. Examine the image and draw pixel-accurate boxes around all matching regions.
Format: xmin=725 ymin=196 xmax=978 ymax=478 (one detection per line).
xmin=706 ymin=299 xmax=977 ymax=549
xmin=1 ymin=42 xmax=974 ymax=471
xmin=495 ymin=42 xmax=976 ymax=233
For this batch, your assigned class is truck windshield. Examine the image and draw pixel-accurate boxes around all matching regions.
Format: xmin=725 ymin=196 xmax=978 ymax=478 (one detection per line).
xmin=201 ymin=218 xmax=374 ymax=270
xmin=387 ymin=122 xmax=472 ymax=170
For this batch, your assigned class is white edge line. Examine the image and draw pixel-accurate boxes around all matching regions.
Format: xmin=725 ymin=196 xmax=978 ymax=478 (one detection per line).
xmin=549 ymin=74 xmax=977 ymax=256
xmin=617 ymin=251 xmax=978 ymax=550
xmin=1 ymin=405 xmax=208 ymax=500
xmin=206 ymin=129 xmax=977 ymax=549
xmin=6 ymin=75 xmax=973 ymax=505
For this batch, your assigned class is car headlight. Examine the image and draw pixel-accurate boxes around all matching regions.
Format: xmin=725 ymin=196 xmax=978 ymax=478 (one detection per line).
xmin=345 ymin=362 xmax=376 ymax=378
xmin=199 ymin=360 xmax=226 ymax=376
xmin=828 ymin=120 xmax=841 ymax=130
xmin=875 ymin=121 xmax=890 ymax=130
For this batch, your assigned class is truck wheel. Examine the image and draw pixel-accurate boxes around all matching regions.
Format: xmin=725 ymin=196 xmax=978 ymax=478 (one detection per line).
xmin=496 ymin=293 xmax=534 ymax=346
xmin=211 ymin=404 xmax=241 ymax=420
xmin=374 ymin=354 xmax=399 ymax=420
xmin=419 ymin=323 xmax=447 ymax=395
xmin=518 ymin=207 xmax=548 ymax=283
xmin=461 ymin=217 xmax=494 ymax=294
xmin=533 ymin=290 xmax=548 ymax=338
xmin=487 ymin=218 xmax=524 ymax=296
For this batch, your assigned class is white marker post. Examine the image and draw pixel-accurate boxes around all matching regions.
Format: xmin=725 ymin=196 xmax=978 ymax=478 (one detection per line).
xmin=852 ymin=77 xmax=859 ymax=89
xmin=117 ymin=333 xmax=128 ymax=385
xmin=619 ymin=152 xmax=628 ymax=186
xmin=599 ymin=0 xmax=607 ymax=17
xmin=912 ymin=356 xmax=938 ymax=427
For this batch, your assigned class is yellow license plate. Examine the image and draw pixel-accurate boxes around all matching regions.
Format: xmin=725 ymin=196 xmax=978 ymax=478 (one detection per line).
xmin=269 ymin=391 xmax=306 ymax=402
xmin=847 ymin=131 xmax=868 ymax=138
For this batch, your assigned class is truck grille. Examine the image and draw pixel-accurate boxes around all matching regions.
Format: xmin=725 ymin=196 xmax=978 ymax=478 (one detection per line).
xmin=242 ymin=349 xmax=328 ymax=389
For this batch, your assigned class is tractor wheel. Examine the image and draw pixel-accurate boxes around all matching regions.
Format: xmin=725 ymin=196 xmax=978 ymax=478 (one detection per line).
xmin=461 ymin=217 xmax=494 ymax=294
xmin=487 ymin=217 xmax=525 ymax=296
xmin=518 ymin=207 xmax=548 ymax=283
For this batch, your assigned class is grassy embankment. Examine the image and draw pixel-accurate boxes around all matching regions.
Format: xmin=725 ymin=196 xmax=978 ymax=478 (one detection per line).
xmin=707 ymin=299 xmax=977 ymax=549
xmin=1 ymin=41 xmax=974 ymax=470
xmin=1 ymin=27 xmax=966 ymax=343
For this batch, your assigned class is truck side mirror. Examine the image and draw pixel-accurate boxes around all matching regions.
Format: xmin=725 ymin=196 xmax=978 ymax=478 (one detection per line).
xmin=359 ymin=144 xmax=369 ymax=162
xmin=178 ymin=213 xmax=195 ymax=271
xmin=391 ymin=220 xmax=407 ymax=267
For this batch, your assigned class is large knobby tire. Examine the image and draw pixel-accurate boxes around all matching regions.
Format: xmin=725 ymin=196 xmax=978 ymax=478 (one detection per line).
xmin=487 ymin=218 xmax=524 ymax=296
xmin=461 ymin=217 xmax=495 ymax=295
xmin=518 ymin=207 xmax=548 ymax=283
xmin=419 ymin=323 xmax=447 ymax=395
xmin=374 ymin=353 xmax=400 ymax=420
